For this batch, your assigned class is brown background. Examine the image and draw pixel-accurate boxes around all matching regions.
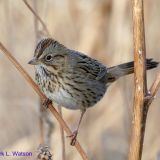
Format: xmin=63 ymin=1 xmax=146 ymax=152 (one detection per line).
xmin=0 ymin=0 xmax=160 ymax=159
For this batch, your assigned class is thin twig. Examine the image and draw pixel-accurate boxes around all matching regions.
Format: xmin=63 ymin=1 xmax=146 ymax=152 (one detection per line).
xmin=39 ymin=103 xmax=44 ymax=144
xmin=33 ymin=0 xmax=45 ymax=145
xmin=146 ymin=72 xmax=160 ymax=106
xmin=58 ymin=106 xmax=66 ymax=160
xmin=26 ymin=0 xmax=66 ymax=157
xmin=33 ymin=0 xmax=39 ymax=43
xmin=0 ymin=42 xmax=88 ymax=160
xmin=23 ymin=0 xmax=51 ymax=37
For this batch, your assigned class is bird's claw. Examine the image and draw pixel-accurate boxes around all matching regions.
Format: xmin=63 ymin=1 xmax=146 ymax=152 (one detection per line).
xmin=144 ymin=91 xmax=152 ymax=103
xmin=42 ymin=99 xmax=52 ymax=109
xmin=67 ymin=130 xmax=78 ymax=146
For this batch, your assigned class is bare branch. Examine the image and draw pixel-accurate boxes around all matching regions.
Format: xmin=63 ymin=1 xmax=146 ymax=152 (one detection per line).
xmin=25 ymin=0 xmax=66 ymax=157
xmin=129 ymin=0 xmax=160 ymax=159
xmin=128 ymin=0 xmax=147 ymax=159
xmin=23 ymin=0 xmax=51 ymax=37
xmin=58 ymin=107 xmax=66 ymax=160
xmin=32 ymin=0 xmax=45 ymax=145
xmin=33 ymin=0 xmax=39 ymax=43
xmin=145 ymin=72 xmax=160 ymax=106
xmin=149 ymin=72 xmax=160 ymax=98
xmin=0 ymin=42 xmax=88 ymax=160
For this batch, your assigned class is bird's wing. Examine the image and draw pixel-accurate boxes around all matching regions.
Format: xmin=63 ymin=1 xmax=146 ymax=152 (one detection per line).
xmin=70 ymin=51 xmax=107 ymax=81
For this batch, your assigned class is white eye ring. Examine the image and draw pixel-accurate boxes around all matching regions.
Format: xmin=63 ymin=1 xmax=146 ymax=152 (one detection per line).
xmin=45 ymin=54 xmax=53 ymax=61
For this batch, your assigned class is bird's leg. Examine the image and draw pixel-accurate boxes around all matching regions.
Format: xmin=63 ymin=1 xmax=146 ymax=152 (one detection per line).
xmin=42 ymin=98 xmax=52 ymax=109
xmin=67 ymin=109 xmax=86 ymax=146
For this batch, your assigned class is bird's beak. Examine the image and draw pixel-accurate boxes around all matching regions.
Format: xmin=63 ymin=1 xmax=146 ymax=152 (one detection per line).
xmin=28 ymin=57 xmax=39 ymax=65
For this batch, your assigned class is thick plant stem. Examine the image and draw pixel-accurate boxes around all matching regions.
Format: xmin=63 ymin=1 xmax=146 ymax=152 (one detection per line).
xmin=128 ymin=0 xmax=147 ymax=159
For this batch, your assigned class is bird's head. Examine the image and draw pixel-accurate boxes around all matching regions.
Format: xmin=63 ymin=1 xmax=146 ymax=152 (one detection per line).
xmin=28 ymin=38 xmax=67 ymax=68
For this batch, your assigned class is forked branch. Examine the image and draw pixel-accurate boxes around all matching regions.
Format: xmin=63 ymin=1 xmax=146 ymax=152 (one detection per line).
xmin=146 ymin=72 xmax=160 ymax=106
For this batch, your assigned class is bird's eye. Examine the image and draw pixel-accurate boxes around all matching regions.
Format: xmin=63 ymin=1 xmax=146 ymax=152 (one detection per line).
xmin=45 ymin=54 xmax=52 ymax=61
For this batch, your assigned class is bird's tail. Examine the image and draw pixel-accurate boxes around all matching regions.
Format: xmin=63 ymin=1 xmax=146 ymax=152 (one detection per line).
xmin=107 ymin=59 xmax=159 ymax=83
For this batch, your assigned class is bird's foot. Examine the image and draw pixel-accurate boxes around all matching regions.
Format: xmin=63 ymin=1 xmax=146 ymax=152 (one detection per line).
xmin=144 ymin=91 xmax=152 ymax=103
xmin=67 ymin=130 xmax=78 ymax=146
xmin=42 ymin=98 xmax=52 ymax=109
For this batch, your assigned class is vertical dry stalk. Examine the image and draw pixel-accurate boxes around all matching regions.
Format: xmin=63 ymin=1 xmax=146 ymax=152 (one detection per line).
xmin=0 ymin=42 xmax=88 ymax=160
xmin=58 ymin=107 xmax=66 ymax=160
xmin=129 ymin=0 xmax=147 ymax=159
xmin=24 ymin=0 xmax=66 ymax=158
xmin=129 ymin=0 xmax=160 ymax=159
xmin=33 ymin=0 xmax=44 ymax=145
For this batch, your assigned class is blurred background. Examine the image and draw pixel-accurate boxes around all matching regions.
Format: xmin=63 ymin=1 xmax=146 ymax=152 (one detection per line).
xmin=0 ymin=0 xmax=160 ymax=159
